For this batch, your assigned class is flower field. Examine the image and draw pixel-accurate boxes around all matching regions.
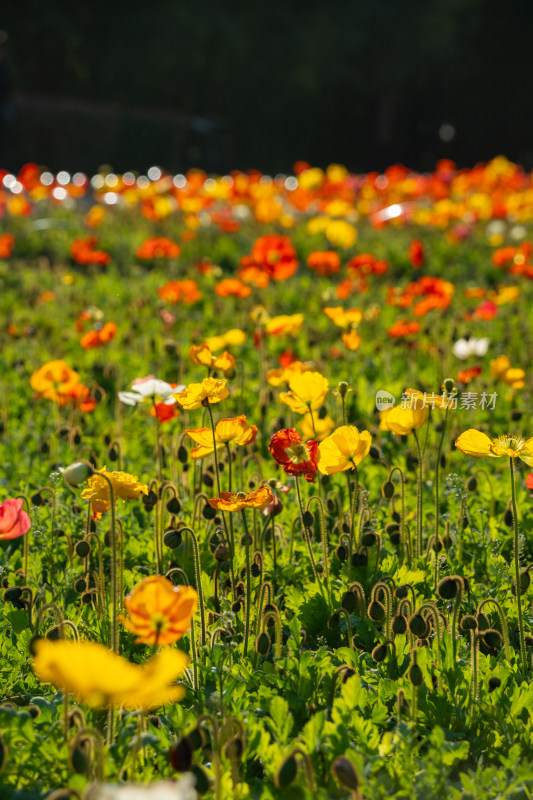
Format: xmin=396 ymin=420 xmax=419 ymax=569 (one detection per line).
xmin=2 ymin=156 xmax=533 ymax=798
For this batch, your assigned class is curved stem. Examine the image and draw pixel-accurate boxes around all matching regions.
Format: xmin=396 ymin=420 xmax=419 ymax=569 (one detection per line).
xmin=97 ymin=473 xmax=118 ymax=653
xmin=413 ymin=430 xmax=423 ymax=559
xmin=434 ymin=407 xmax=449 ymax=588
xmin=295 ymin=478 xmax=325 ymax=596
xmin=241 ymin=510 xmax=252 ymax=656
xmin=510 ymin=456 xmax=527 ymax=673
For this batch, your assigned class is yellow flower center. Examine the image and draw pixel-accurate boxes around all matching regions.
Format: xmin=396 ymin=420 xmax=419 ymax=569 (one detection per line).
xmin=492 ymin=434 xmax=525 ymax=456
xmin=285 ymin=442 xmax=310 ymax=464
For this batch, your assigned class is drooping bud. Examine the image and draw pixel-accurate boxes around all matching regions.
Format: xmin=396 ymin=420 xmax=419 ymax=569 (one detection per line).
xmin=275 ymin=755 xmax=297 ymax=789
xmin=408 ymin=614 xmax=429 ymax=639
xmin=60 ymin=461 xmax=94 ymax=489
xmin=169 ymin=737 xmax=193 ymax=772
xmin=331 ymin=755 xmax=360 ymax=791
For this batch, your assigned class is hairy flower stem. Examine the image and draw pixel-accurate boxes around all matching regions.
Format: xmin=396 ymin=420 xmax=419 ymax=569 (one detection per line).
xmin=509 ymin=456 xmax=527 ymax=673
xmin=346 ymin=467 xmax=359 ymax=553
xmin=434 ymin=407 xmax=449 ymax=588
xmin=98 ymin=473 xmax=118 ymax=653
xmin=206 ymin=403 xmax=236 ymax=595
xmin=152 ymin=399 xmax=163 ymax=482
xmin=176 ymin=527 xmax=206 ymax=647
xmin=413 ymin=430 xmax=424 ymax=559
xmin=295 ymin=478 xmax=325 ymax=598
xmin=241 ymin=510 xmax=253 ymax=656
xmin=388 ymin=467 xmax=409 ymax=563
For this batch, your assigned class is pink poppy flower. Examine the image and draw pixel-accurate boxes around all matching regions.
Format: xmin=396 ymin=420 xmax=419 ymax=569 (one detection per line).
xmin=0 ymin=498 xmax=31 ymax=540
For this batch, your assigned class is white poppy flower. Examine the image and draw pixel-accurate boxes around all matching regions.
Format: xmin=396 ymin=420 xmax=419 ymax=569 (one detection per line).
xmin=452 ymin=337 xmax=489 ymax=360
xmin=118 ymin=377 xmax=185 ymax=406
xmin=88 ymin=776 xmax=197 ymax=800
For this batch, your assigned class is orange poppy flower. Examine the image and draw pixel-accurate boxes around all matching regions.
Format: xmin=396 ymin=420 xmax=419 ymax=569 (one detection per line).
xmin=342 ymin=330 xmax=361 ymax=350
xmin=215 ymin=278 xmax=252 ymax=298
xmin=0 ymin=233 xmax=14 ymax=258
xmin=30 ymin=360 xmax=82 ymax=405
xmin=120 ymin=576 xmax=198 ymax=646
xmin=347 ymin=253 xmax=388 ymax=276
xmin=457 ymin=366 xmax=482 ymax=384
xmin=208 ymin=487 xmax=273 ymax=512
xmin=136 ymin=237 xmax=181 ymax=259
xmin=239 ymin=234 xmax=298 ymax=282
xmin=387 ymin=319 xmax=421 ymax=338
xmin=158 ymin=279 xmax=202 ymax=304
xmin=306 ymin=250 xmax=341 ymax=276
xmin=80 ymin=322 xmax=117 ymax=349
xmin=70 ymin=236 xmax=111 ymax=266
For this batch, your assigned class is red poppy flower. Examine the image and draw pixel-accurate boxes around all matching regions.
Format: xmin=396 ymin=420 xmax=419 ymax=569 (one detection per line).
xmin=268 ymin=429 xmax=319 ymax=482
xmin=408 ymin=240 xmax=425 ymax=268
xmin=239 ymin=234 xmax=298 ymax=282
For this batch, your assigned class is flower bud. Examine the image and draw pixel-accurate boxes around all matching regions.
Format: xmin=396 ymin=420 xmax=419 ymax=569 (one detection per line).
xmin=488 ymin=676 xmax=501 ymax=692
xmin=60 ymin=461 xmax=94 ymax=488
xmin=75 ymin=540 xmax=91 ymax=559
xmin=408 ymin=653 xmax=423 ymax=686
xmin=341 ymin=591 xmax=358 ymax=613
xmin=437 ymin=577 xmax=460 ymax=600
xmin=337 ymin=381 xmax=350 ymax=397
xmin=331 ymin=755 xmax=360 ymax=791
xmin=482 ymin=629 xmax=502 ymax=649
xmin=163 ymin=529 xmax=183 ymax=549
xmin=372 ymin=643 xmax=389 ymax=663
xmin=408 ymin=614 xmax=429 ymax=638
xmin=275 ymin=755 xmax=297 ymax=789
xmin=169 ymin=737 xmax=193 ymax=772
xmin=382 ymin=480 xmax=395 ymax=499
xmin=395 ymin=585 xmax=409 ymax=600
xmin=361 ymin=531 xmax=377 ymax=548
xmin=255 ymin=631 xmax=272 ymax=655
xmin=460 ymin=614 xmax=477 ymax=632
xmin=367 ymin=600 xmax=386 ymax=622
xmin=391 ymin=613 xmax=407 ymax=635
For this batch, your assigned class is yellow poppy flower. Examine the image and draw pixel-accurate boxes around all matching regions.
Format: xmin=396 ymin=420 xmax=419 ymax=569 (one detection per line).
xmin=279 ymin=371 xmax=329 ymax=414
xmin=341 ymin=329 xmax=361 ymax=350
xmin=119 ymin=576 xmax=198 ymax=646
xmin=265 ymin=314 xmax=304 ymax=336
xmin=490 ymin=355 xmax=525 ymax=389
xmin=81 ymin=467 xmax=148 ymax=519
xmin=208 ymin=487 xmax=273 ymax=512
xmin=173 ymin=377 xmax=229 ymax=410
xmin=189 ymin=344 xmax=213 ymax=367
xmin=300 ymin=412 xmax=335 ymax=441
xmin=204 ymin=328 xmax=246 ymax=351
xmin=323 ymin=307 xmax=363 ymax=328
xmin=317 ymin=425 xmax=372 ymax=474
xmin=189 ymin=344 xmax=236 ymax=374
xmin=266 ymin=361 xmax=310 ymax=388
xmin=32 ymin=639 xmax=188 ymax=710
xmin=455 ymin=429 xmax=533 ymax=464
xmin=380 ymin=404 xmax=428 ymax=435
xmin=186 ymin=415 xmax=257 ymax=459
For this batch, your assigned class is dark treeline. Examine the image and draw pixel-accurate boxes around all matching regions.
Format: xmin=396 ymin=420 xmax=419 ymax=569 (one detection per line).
xmin=2 ymin=0 xmax=533 ymax=173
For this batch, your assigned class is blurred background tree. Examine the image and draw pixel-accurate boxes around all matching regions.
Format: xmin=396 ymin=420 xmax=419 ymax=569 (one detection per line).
xmin=3 ymin=0 xmax=532 ymax=172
